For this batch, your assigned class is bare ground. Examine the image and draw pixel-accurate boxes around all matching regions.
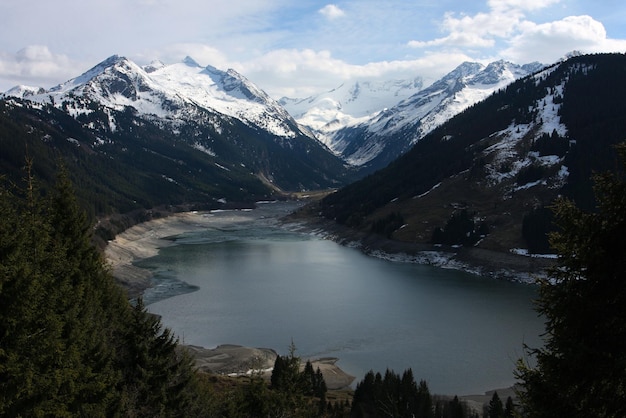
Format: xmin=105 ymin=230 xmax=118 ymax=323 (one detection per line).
xmin=184 ymin=344 xmax=355 ymax=390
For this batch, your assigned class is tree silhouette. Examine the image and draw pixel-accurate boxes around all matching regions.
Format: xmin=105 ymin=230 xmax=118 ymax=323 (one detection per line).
xmin=517 ymin=143 xmax=626 ymax=417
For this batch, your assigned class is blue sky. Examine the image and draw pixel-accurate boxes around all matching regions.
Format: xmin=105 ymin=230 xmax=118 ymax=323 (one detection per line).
xmin=1 ymin=0 xmax=625 ymax=98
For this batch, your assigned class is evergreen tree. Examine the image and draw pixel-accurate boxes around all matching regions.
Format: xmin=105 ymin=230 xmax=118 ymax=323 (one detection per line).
xmin=516 ymin=143 xmax=626 ymax=417
xmin=351 ymin=368 xmax=438 ymax=418
xmin=0 ymin=163 xmax=123 ymax=415
xmin=270 ymin=340 xmax=301 ymax=393
xmin=487 ymin=391 xmax=504 ymax=418
xmin=440 ymin=395 xmax=464 ymax=418
xmin=271 ymin=354 xmax=287 ymax=389
xmin=503 ymin=396 xmax=515 ymax=417
xmin=118 ymin=298 xmax=197 ymax=416
xmin=416 ymin=379 xmax=434 ymax=418
xmin=0 ymin=165 xmax=203 ymax=416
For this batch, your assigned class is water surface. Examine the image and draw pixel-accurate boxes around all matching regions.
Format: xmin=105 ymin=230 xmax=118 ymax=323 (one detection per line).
xmin=141 ymin=201 xmax=543 ymax=395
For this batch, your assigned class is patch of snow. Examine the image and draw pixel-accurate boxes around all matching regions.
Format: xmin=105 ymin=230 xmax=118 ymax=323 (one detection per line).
xmin=192 ymin=142 xmax=216 ymax=157
xmin=415 ymin=182 xmax=441 ymax=198
xmin=162 ymin=175 xmax=178 ymax=184
xmin=511 ymin=248 xmax=558 ymax=259
xmin=215 ymin=163 xmax=230 ymax=171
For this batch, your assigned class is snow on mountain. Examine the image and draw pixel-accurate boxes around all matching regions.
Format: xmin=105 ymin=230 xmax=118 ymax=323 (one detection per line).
xmin=284 ymin=60 xmax=544 ymax=169
xmin=2 ymin=84 xmax=46 ymax=98
xmin=279 ymin=77 xmax=424 ymax=149
xmin=372 ymin=60 xmax=541 ymax=140
xmin=482 ymin=65 xmax=570 ymax=189
xmin=4 ymin=55 xmax=306 ymax=139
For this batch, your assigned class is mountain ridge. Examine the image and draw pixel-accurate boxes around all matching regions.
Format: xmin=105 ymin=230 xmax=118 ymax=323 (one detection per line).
xmin=7 ymin=55 xmax=309 ymax=141
xmin=281 ymin=59 xmax=544 ymax=172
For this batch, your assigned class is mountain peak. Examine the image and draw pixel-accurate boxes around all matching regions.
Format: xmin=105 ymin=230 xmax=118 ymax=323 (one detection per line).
xmin=2 ymin=84 xmax=45 ymax=98
xmin=449 ymin=62 xmax=485 ymax=78
xmin=144 ymin=60 xmax=165 ymax=73
xmin=182 ymin=56 xmax=202 ymax=67
xmin=46 ymin=54 xmax=133 ymax=94
xmin=93 ymin=54 xmax=125 ymax=69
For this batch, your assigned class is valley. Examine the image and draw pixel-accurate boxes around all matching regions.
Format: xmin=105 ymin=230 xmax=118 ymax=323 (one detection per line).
xmin=3 ymin=53 xmax=626 ymax=276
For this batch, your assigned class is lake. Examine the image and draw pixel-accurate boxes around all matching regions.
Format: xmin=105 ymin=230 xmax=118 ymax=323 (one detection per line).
xmin=140 ymin=201 xmax=544 ymax=395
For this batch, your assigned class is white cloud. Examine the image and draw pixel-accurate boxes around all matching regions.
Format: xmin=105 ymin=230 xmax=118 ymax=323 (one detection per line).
xmin=502 ymin=15 xmax=626 ymax=63
xmin=0 ymin=46 xmax=81 ymax=88
xmin=487 ymin=0 xmax=560 ymax=13
xmin=231 ymin=48 xmax=473 ymax=99
xmin=407 ymin=2 xmax=529 ymax=50
xmin=319 ymin=4 xmax=346 ymax=20
xmin=408 ymin=31 xmax=495 ymax=49
xmin=406 ymin=0 xmax=626 ymax=67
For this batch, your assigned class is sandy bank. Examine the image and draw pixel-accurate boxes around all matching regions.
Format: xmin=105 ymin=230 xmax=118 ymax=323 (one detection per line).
xmin=104 ymin=211 xmax=225 ymax=297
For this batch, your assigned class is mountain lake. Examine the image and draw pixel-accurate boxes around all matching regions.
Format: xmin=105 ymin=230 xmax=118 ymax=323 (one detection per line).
xmin=140 ymin=201 xmax=544 ymax=396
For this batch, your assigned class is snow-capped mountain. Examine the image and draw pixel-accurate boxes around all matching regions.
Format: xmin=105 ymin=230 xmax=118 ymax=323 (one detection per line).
xmin=2 ymin=55 xmax=352 ymax=196
xmin=283 ymin=60 xmax=544 ymax=172
xmin=6 ymin=55 xmax=307 ymax=140
xmin=279 ymin=77 xmax=424 ymax=145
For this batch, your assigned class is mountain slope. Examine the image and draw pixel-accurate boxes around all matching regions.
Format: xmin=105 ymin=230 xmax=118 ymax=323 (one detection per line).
xmin=310 ymin=53 xmax=626 ymax=263
xmin=1 ymin=56 xmax=354 ymax=218
xmin=279 ymin=77 xmax=424 ymax=145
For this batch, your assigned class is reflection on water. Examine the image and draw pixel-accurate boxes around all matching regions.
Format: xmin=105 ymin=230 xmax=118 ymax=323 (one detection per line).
xmin=140 ymin=201 xmax=543 ymax=395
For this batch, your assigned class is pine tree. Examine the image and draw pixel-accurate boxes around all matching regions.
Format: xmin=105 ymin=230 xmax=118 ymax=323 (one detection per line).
xmin=0 ymin=162 xmax=122 ymax=415
xmin=516 ymin=143 xmax=626 ymax=417
xmin=119 ymin=297 xmax=197 ymax=416
xmin=271 ymin=354 xmax=287 ymax=389
xmin=503 ymin=396 xmax=515 ymax=417
xmin=45 ymin=165 xmax=125 ymax=415
xmin=487 ymin=391 xmax=504 ymax=418
xmin=0 ymin=175 xmax=39 ymax=415
xmin=1 ymin=165 xmax=202 ymax=416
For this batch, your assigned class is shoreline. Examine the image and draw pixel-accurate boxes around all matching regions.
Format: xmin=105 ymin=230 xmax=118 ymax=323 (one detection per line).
xmin=103 ymin=206 xmax=357 ymax=390
xmin=185 ymin=344 xmax=355 ymax=390
xmin=285 ymin=213 xmax=555 ymax=284
xmin=105 ymin=210 xmax=248 ymax=298
xmin=104 ymin=206 xmax=527 ymax=400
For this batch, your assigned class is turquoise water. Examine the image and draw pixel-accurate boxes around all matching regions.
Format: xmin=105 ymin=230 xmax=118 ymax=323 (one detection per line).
xmin=140 ymin=201 xmax=543 ymax=395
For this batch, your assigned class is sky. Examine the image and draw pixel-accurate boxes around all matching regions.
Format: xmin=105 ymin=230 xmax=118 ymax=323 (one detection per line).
xmin=1 ymin=0 xmax=625 ymax=99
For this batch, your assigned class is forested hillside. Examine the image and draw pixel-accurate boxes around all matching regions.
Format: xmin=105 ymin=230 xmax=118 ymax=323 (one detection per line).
xmin=0 ymin=91 xmax=354 ymax=234
xmin=0 ymin=100 xmax=272 ymax=215
xmin=0 ymin=166 xmax=202 ymax=416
